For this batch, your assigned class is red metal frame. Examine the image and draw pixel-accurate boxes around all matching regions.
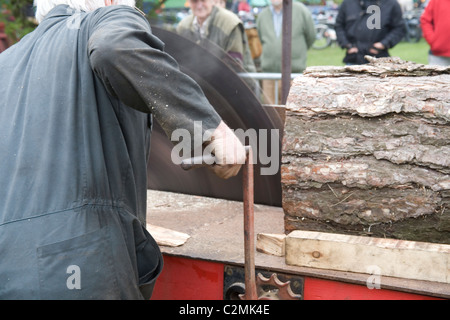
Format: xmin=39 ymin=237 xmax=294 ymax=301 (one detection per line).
xmin=303 ymin=277 xmax=441 ymax=300
xmin=151 ymin=255 xmax=442 ymax=300
xmin=151 ymin=255 xmax=224 ymax=300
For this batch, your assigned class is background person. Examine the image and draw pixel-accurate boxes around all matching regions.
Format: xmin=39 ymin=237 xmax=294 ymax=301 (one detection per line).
xmin=238 ymin=0 xmax=251 ymax=12
xmin=256 ymin=0 xmax=315 ymax=104
xmin=420 ymin=0 xmax=450 ymax=66
xmin=177 ymin=0 xmax=256 ymax=74
xmin=334 ymin=0 xmax=405 ymax=65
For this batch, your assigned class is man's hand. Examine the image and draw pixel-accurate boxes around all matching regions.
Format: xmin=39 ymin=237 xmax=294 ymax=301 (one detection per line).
xmin=205 ymin=121 xmax=246 ymax=179
xmin=347 ymin=47 xmax=358 ymax=54
xmin=369 ymin=42 xmax=385 ymax=55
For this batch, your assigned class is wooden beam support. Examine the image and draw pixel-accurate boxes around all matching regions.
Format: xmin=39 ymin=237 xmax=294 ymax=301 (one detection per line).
xmin=146 ymin=224 xmax=190 ymax=247
xmin=286 ymin=230 xmax=450 ymax=284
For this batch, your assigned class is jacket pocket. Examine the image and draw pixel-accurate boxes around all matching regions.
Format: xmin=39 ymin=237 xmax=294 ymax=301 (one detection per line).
xmin=135 ymin=225 xmax=163 ymax=299
xmin=36 ymin=227 xmax=120 ymax=299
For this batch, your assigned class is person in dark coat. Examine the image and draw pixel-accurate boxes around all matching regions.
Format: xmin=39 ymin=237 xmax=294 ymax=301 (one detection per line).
xmin=334 ymin=0 xmax=405 ymax=65
xmin=0 ymin=0 xmax=245 ymax=299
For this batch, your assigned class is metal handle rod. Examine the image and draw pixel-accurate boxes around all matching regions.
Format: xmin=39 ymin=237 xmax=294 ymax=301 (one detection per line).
xmin=180 ymin=146 xmax=257 ymax=300
xmin=180 ymin=146 xmax=251 ymax=170
xmin=180 ymin=155 xmax=215 ymax=170
xmin=243 ymin=147 xmax=257 ymax=300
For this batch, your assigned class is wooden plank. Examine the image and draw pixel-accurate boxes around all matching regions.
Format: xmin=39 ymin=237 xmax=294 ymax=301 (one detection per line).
xmin=285 ymin=230 xmax=450 ymax=284
xmin=256 ymin=233 xmax=286 ymax=257
xmin=146 ymin=224 xmax=190 ymax=247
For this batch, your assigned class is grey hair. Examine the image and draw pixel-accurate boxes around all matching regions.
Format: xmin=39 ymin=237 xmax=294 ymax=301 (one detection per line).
xmin=34 ymin=0 xmax=136 ymax=23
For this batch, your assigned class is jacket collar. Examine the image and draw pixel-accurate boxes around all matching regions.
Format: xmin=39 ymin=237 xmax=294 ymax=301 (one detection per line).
xmin=44 ymin=4 xmax=84 ymax=21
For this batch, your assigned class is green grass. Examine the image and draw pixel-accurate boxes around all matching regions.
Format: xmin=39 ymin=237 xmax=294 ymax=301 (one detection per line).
xmin=306 ymin=38 xmax=430 ymax=67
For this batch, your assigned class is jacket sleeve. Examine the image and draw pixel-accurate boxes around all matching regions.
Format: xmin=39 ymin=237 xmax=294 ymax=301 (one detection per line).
xmin=224 ymin=25 xmax=245 ymax=63
xmin=87 ymin=6 xmax=221 ymax=143
xmin=334 ymin=1 xmax=352 ymax=48
xmin=256 ymin=12 xmax=263 ymax=42
xmin=420 ymin=0 xmax=436 ymax=46
xmin=302 ymin=6 xmax=317 ymax=49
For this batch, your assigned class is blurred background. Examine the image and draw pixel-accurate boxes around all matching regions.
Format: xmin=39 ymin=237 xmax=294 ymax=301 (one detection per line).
xmin=0 ymin=0 xmax=429 ymax=65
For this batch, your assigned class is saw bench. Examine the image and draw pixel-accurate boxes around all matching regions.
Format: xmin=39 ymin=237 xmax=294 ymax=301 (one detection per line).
xmin=146 ymin=190 xmax=449 ymax=300
xmin=145 ymin=57 xmax=449 ymax=300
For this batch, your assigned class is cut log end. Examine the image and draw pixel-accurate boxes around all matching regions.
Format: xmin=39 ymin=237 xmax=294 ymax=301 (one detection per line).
xmin=282 ymin=58 xmax=450 ymax=244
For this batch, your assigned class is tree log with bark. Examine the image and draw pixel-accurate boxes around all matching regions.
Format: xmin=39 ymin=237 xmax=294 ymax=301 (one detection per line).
xmin=281 ymin=57 xmax=450 ymax=244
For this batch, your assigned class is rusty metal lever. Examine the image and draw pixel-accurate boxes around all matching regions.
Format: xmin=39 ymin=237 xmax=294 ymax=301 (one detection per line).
xmin=181 ymin=146 xmax=257 ymax=300
xmin=180 ymin=146 xmax=250 ymax=170
xmin=241 ymin=147 xmax=257 ymax=300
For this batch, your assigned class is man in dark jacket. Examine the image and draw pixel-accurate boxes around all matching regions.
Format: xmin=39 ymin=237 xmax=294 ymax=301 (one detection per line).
xmin=334 ymin=0 xmax=405 ymax=64
xmin=0 ymin=0 xmax=245 ymax=299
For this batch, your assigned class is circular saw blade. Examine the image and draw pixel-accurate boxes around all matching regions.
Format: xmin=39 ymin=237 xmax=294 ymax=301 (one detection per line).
xmin=147 ymin=26 xmax=282 ymax=206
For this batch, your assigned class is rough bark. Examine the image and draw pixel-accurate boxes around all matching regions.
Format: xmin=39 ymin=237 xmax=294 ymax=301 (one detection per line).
xmin=282 ymin=57 xmax=450 ymax=244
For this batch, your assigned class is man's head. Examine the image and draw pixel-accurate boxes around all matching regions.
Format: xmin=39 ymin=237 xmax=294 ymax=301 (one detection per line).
xmin=34 ymin=0 xmax=136 ymax=23
xmin=270 ymin=0 xmax=282 ymax=9
xmin=189 ymin=0 xmax=214 ymax=25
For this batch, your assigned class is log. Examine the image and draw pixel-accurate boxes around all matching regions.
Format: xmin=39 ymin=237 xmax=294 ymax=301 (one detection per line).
xmin=285 ymin=230 xmax=450 ymax=284
xmin=282 ymin=57 xmax=450 ymax=244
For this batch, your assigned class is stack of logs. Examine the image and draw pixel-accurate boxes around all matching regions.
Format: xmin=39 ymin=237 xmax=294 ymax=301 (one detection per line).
xmin=281 ymin=57 xmax=450 ymax=244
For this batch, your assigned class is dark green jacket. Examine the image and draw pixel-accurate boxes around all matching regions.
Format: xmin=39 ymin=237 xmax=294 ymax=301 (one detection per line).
xmin=177 ymin=6 xmax=256 ymax=73
xmin=0 ymin=5 xmax=220 ymax=299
